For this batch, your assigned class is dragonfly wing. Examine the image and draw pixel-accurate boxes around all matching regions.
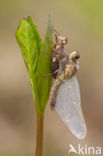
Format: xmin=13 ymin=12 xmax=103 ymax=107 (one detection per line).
xmin=55 ymin=74 xmax=86 ymax=139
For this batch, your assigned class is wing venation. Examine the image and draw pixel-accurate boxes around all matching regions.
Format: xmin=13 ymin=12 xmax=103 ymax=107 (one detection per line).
xmin=55 ymin=75 xmax=86 ymax=139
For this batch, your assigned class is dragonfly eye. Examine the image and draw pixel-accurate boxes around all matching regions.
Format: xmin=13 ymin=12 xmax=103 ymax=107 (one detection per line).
xmin=70 ymin=51 xmax=80 ymax=60
xmin=75 ymin=52 xmax=80 ymax=59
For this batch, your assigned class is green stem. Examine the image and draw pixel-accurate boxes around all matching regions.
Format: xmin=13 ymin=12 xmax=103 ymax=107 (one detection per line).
xmin=35 ymin=113 xmax=44 ymax=156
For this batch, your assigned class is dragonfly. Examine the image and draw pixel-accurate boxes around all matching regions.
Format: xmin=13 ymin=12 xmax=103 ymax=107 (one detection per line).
xmin=48 ymin=50 xmax=87 ymax=140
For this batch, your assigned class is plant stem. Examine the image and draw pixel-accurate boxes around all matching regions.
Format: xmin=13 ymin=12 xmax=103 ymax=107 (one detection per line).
xmin=35 ymin=113 xmax=44 ymax=156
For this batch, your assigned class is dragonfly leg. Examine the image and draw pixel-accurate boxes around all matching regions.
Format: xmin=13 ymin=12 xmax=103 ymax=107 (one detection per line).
xmin=40 ymin=69 xmax=59 ymax=78
xmin=40 ymin=51 xmax=57 ymax=58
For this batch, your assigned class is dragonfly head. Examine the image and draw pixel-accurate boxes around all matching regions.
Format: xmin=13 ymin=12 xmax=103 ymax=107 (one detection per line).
xmin=69 ymin=51 xmax=80 ymax=61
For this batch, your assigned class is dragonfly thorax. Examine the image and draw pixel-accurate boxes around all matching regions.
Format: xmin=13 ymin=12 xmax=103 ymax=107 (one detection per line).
xmin=58 ymin=61 xmax=77 ymax=81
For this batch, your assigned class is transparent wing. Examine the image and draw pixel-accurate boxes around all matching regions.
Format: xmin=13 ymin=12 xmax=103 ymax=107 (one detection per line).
xmin=55 ymin=74 xmax=86 ymax=139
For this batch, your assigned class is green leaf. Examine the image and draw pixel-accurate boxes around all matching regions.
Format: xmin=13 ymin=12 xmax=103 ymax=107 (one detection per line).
xmin=16 ymin=17 xmax=53 ymax=115
xmin=15 ymin=17 xmax=41 ymax=113
xmin=36 ymin=19 xmax=53 ymax=112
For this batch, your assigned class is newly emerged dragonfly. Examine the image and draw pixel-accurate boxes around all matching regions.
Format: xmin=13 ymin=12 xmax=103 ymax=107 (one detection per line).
xmin=48 ymin=40 xmax=87 ymax=140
